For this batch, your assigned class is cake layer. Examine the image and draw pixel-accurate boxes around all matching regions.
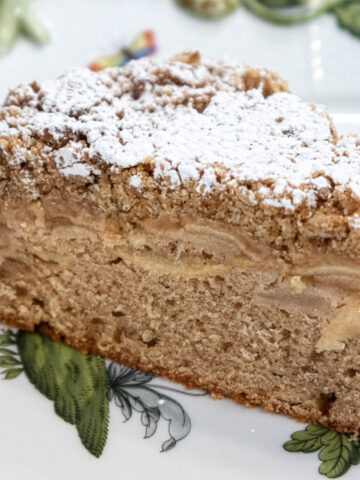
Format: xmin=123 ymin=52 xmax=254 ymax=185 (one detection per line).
xmin=2 ymin=191 xmax=360 ymax=432
xmin=2 ymin=53 xmax=360 ymax=433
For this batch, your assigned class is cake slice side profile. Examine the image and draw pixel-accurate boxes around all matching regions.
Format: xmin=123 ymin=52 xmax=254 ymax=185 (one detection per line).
xmin=2 ymin=52 xmax=360 ymax=433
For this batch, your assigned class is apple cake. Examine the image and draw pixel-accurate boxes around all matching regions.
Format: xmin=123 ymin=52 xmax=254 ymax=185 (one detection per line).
xmin=2 ymin=51 xmax=360 ymax=433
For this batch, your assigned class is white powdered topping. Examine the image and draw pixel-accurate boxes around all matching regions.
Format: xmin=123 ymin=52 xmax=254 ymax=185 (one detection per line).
xmin=55 ymin=145 xmax=92 ymax=177
xmin=129 ymin=174 xmax=142 ymax=190
xmin=2 ymin=55 xmax=360 ymax=210
xmin=349 ymin=214 xmax=360 ymax=229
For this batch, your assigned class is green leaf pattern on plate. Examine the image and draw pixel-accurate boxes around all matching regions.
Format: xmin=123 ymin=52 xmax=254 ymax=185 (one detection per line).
xmin=284 ymin=424 xmax=329 ymax=452
xmin=0 ymin=328 xmax=23 ymax=379
xmin=0 ymin=327 xmax=194 ymax=457
xmin=284 ymin=425 xmax=360 ymax=478
xmin=17 ymin=330 xmax=109 ymax=458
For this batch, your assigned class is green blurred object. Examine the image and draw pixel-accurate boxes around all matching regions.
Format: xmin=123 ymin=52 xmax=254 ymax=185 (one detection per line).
xmin=0 ymin=0 xmax=49 ymax=55
xmin=334 ymin=0 xmax=360 ymax=37
xmin=177 ymin=0 xmax=360 ymax=39
xmin=241 ymin=0 xmax=345 ymax=24
xmin=258 ymin=0 xmax=305 ymax=7
xmin=177 ymin=0 xmax=240 ymax=19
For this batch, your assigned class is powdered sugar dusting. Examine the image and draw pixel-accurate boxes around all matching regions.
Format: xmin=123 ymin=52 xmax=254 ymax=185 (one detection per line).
xmin=129 ymin=174 xmax=142 ymax=190
xmin=1 ymin=54 xmax=360 ymax=210
xmin=55 ymin=144 xmax=100 ymax=177
xmin=349 ymin=213 xmax=360 ymax=229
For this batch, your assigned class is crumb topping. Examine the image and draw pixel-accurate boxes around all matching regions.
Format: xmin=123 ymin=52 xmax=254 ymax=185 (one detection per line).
xmin=1 ymin=52 xmax=360 ymax=211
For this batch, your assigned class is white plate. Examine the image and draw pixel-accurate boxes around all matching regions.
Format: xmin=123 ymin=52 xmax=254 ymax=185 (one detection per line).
xmin=0 ymin=1 xmax=360 ymax=479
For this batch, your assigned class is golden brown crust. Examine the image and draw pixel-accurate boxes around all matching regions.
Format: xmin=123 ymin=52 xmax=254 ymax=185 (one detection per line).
xmin=1 ymin=313 xmax=357 ymax=435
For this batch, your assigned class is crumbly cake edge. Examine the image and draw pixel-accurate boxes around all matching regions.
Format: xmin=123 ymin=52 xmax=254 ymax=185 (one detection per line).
xmin=2 ymin=313 xmax=358 ymax=435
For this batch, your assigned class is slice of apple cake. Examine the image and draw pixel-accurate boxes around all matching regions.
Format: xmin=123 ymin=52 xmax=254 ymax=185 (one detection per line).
xmin=2 ymin=52 xmax=360 ymax=433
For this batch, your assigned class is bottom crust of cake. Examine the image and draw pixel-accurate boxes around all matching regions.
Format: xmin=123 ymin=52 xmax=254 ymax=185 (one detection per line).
xmin=2 ymin=313 xmax=359 ymax=436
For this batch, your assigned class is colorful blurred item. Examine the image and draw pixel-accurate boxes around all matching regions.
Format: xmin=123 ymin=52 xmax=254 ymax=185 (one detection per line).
xmin=177 ymin=0 xmax=239 ymax=18
xmin=89 ymin=30 xmax=157 ymax=72
xmin=0 ymin=0 xmax=49 ymax=55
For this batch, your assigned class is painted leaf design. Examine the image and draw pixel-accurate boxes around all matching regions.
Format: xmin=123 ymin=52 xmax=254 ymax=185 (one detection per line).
xmin=17 ymin=331 xmax=57 ymax=399
xmin=0 ymin=347 xmax=18 ymax=355
xmin=17 ymin=331 xmax=109 ymax=457
xmin=114 ymin=391 xmax=133 ymax=421
xmin=77 ymin=381 xmax=109 ymax=458
xmin=350 ymin=440 xmax=360 ymax=464
xmin=108 ymin=363 xmax=153 ymax=386
xmin=0 ymin=356 xmax=21 ymax=367
xmin=284 ymin=424 xmax=360 ymax=478
xmin=334 ymin=1 xmax=360 ymax=38
xmin=157 ymin=393 xmax=191 ymax=451
xmin=318 ymin=431 xmax=360 ymax=478
xmin=107 ymin=363 xmax=191 ymax=450
xmin=0 ymin=329 xmax=17 ymax=346
xmin=54 ymin=389 xmax=78 ymax=424
xmin=2 ymin=367 xmax=23 ymax=379
xmin=141 ymin=407 xmax=161 ymax=438
xmin=284 ymin=425 xmax=329 ymax=452
xmin=1 ymin=329 xmax=193 ymax=456
xmin=0 ymin=329 xmax=23 ymax=379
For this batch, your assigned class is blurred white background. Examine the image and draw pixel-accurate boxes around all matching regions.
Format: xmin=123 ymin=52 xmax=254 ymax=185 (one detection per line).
xmin=0 ymin=0 xmax=359 ymax=132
